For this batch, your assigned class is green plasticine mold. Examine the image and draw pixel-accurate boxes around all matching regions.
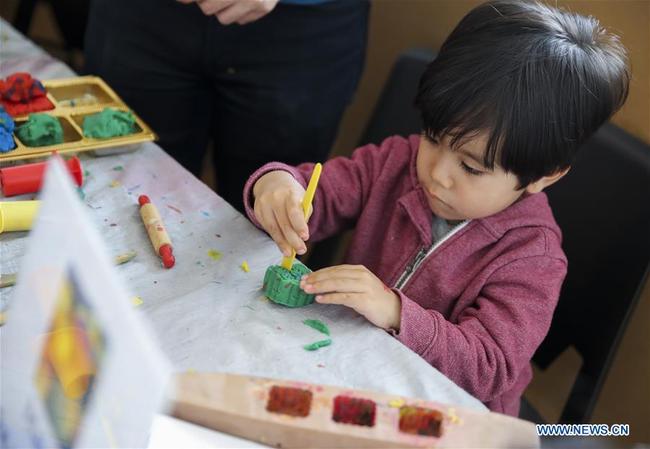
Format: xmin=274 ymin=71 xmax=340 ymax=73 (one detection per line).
xmin=263 ymin=261 xmax=314 ymax=307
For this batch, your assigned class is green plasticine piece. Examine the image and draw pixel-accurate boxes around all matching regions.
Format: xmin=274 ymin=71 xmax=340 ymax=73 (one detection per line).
xmin=16 ymin=113 xmax=63 ymax=147
xmin=303 ymin=319 xmax=330 ymax=336
xmin=263 ymin=261 xmax=314 ymax=308
xmin=303 ymin=339 xmax=332 ymax=351
xmin=82 ymin=108 xmax=137 ymax=139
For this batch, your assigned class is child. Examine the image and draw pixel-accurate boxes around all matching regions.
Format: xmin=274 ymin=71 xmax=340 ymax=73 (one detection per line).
xmin=242 ymin=0 xmax=629 ymax=416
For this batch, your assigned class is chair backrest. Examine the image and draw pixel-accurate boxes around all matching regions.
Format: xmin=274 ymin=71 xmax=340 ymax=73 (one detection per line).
xmin=356 ymin=48 xmax=650 ymax=424
xmin=358 ymin=48 xmax=427 ymax=145
xmin=538 ymin=124 xmax=650 ymax=423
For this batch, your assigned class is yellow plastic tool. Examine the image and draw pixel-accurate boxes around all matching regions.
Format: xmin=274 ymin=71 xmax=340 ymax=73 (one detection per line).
xmin=280 ymin=163 xmax=322 ymax=271
xmin=0 ymin=200 xmax=40 ymax=234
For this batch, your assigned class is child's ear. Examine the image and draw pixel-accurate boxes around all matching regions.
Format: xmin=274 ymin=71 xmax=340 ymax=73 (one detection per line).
xmin=525 ymin=167 xmax=571 ymax=194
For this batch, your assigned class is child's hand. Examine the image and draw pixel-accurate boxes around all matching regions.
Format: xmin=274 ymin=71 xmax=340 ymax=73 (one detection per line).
xmin=300 ymin=265 xmax=402 ymax=331
xmin=253 ymin=170 xmax=310 ymax=257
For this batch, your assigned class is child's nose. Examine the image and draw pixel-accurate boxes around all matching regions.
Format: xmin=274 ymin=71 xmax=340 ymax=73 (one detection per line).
xmin=430 ymin=157 xmax=453 ymax=189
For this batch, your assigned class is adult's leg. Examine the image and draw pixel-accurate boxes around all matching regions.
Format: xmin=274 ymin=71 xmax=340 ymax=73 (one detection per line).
xmin=207 ymin=1 xmax=370 ymax=212
xmin=84 ymin=0 xmax=213 ymax=175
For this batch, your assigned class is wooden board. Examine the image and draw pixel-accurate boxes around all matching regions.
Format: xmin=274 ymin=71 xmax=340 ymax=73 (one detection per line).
xmin=172 ymin=372 xmax=539 ymax=448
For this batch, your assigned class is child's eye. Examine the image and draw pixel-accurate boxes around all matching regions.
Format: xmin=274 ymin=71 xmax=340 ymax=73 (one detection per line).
xmin=460 ymin=161 xmax=484 ymax=176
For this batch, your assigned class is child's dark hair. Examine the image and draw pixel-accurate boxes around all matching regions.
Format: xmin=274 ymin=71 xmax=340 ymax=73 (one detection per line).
xmin=415 ymin=0 xmax=630 ymax=188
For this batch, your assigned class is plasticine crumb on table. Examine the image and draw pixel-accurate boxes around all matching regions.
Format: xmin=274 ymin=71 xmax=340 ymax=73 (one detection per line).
xmin=263 ymin=260 xmax=315 ymax=307
xmin=82 ymin=107 xmax=137 ymax=139
xmin=15 ymin=113 xmax=63 ymax=147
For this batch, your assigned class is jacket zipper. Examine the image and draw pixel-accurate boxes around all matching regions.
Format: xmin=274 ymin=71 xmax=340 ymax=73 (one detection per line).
xmin=393 ymin=220 xmax=470 ymax=290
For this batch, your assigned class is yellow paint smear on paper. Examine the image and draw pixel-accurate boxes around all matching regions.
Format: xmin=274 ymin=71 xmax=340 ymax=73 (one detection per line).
xmin=207 ymin=249 xmax=222 ymax=261
xmin=448 ymin=407 xmax=461 ymax=424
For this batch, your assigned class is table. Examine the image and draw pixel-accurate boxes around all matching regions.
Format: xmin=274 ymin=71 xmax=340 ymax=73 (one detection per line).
xmin=0 ymin=17 xmax=486 ymax=446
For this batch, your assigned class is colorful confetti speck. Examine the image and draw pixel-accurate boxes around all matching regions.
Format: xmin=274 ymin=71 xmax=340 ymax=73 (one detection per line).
xmin=131 ymin=296 xmax=143 ymax=307
xmin=109 ymin=180 xmax=121 ymax=188
xmin=208 ymin=250 xmax=222 ymax=261
xmin=201 ymin=210 xmax=210 ymax=217
xmin=167 ymin=204 xmax=182 ymax=214
xmin=240 ymin=261 xmax=250 ymax=272
xmin=447 ymin=407 xmax=461 ymax=424
xmin=112 ymin=166 xmax=124 ymax=171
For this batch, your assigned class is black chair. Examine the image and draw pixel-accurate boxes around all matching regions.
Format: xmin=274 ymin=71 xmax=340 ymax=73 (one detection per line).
xmin=534 ymin=124 xmax=650 ymax=423
xmin=310 ymin=48 xmax=650 ymax=424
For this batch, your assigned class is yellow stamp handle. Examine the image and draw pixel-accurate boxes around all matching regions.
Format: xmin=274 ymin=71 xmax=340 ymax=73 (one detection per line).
xmin=281 ymin=163 xmax=322 ymax=271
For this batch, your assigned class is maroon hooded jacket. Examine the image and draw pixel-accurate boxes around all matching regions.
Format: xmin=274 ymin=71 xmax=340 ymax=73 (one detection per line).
xmin=243 ymin=135 xmax=567 ymax=415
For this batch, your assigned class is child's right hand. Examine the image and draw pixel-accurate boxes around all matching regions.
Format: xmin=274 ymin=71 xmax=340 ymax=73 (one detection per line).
xmin=252 ymin=170 xmax=311 ymax=257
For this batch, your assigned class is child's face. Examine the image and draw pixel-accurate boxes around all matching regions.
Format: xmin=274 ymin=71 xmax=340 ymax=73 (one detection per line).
xmin=416 ymin=132 xmax=525 ymax=221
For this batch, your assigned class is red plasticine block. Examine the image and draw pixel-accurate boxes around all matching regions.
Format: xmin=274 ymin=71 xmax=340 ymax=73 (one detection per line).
xmin=398 ymin=405 xmax=444 ymax=437
xmin=1 ymin=96 xmax=55 ymax=117
xmin=0 ymin=73 xmax=46 ymax=102
xmin=266 ymin=385 xmax=312 ymax=418
xmin=332 ymin=396 xmax=376 ymax=427
xmin=0 ymin=73 xmax=54 ymax=116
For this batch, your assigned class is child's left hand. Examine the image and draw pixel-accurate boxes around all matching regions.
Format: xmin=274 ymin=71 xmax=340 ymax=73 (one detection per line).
xmin=300 ymin=265 xmax=401 ymax=331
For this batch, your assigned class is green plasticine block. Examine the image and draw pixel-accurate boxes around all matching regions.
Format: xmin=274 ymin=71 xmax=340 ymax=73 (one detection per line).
xmin=16 ymin=113 xmax=63 ymax=147
xmin=82 ymin=108 xmax=137 ymax=139
xmin=263 ymin=261 xmax=315 ymax=308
